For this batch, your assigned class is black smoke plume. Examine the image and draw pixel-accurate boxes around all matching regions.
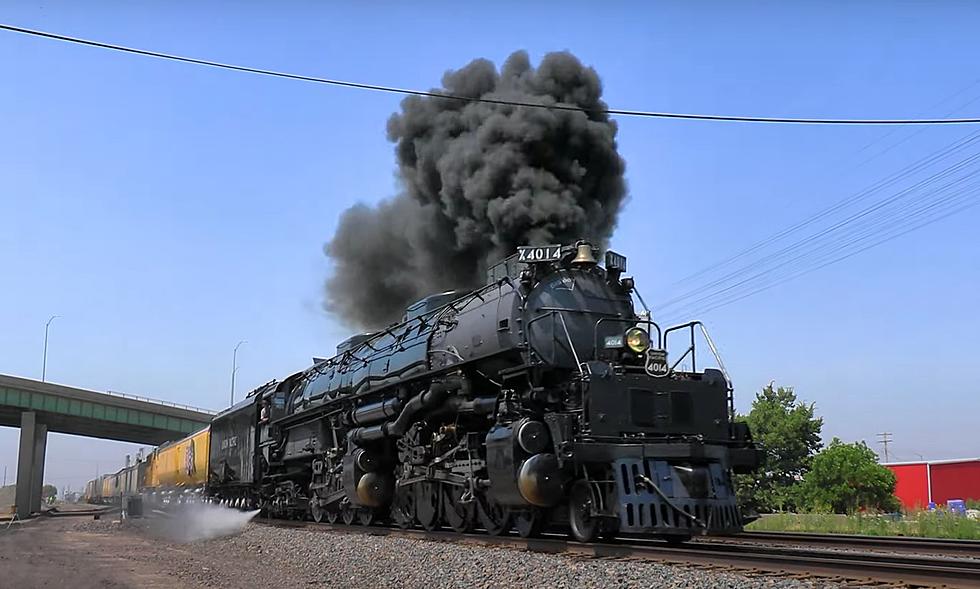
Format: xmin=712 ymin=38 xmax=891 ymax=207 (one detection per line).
xmin=324 ymin=50 xmax=627 ymax=329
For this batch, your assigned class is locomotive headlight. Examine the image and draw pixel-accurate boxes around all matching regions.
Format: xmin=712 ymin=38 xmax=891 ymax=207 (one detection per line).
xmin=624 ymin=327 xmax=650 ymax=354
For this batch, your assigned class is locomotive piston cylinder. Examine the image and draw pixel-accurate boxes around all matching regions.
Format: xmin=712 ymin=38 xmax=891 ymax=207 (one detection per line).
xmin=349 ymin=424 xmax=386 ymax=445
xmin=486 ymin=423 xmax=563 ymax=507
xmin=355 ymin=472 xmax=393 ymax=507
xmin=517 ymin=453 xmax=563 ymax=507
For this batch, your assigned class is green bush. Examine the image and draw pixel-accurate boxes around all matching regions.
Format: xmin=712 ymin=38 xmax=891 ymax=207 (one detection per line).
xmin=795 ymin=439 xmax=900 ymax=514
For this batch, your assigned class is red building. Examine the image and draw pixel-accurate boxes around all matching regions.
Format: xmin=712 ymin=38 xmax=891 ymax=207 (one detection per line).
xmin=885 ymin=458 xmax=980 ymax=510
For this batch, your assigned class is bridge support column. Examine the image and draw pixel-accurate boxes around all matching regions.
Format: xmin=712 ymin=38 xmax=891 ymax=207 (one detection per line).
xmin=15 ymin=412 xmax=47 ymax=519
xmin=31 ymin=421 xmax=48 ymax=513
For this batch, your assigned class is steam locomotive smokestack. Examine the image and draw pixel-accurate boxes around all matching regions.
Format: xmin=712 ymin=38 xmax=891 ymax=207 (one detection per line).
xmin=323 ymin=50 xmax=627 ymax=329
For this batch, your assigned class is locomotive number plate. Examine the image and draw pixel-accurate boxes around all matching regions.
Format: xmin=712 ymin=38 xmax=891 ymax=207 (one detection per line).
xmin=517 ymin=245 xmax=562 ymax=263
xmin=645 ymin=348 xmax=669 ymax=378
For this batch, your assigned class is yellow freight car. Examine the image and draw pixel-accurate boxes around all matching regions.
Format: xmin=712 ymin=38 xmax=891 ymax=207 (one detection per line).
xmin=145 ymin=427 xmax=211 ymax=492
xmin=100 ymin=469 xmax=126 ymax=503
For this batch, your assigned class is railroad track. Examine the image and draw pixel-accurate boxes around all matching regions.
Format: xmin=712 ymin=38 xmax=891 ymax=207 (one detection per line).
xmin=730 ymin=530 xmax=980 ymax=558
xmin=258 ymin=519 xmax=980 ymax=588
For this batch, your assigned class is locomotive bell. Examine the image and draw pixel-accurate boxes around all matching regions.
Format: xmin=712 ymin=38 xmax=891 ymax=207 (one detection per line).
xmin=571 ymin=242 xmax=597 ymax=265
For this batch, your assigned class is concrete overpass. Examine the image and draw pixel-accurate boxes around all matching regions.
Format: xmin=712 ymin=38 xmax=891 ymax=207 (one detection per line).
xmin=0 ymin=374 xmax=214 ymax=519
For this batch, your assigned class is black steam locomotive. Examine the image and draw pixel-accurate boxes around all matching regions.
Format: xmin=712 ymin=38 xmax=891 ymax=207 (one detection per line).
xmin=208 ymin=242 xmax=760 ymax=541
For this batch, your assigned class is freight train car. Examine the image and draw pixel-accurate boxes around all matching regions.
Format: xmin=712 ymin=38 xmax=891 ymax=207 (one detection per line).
xmin=144 ymin=427 xmax=211 ymax=504
xmin=101 ymin=470 xmax=121 ymax=503
xmin=83 ymin=478 xmax=101 ymax=504
xmin=120 ymin=460 xmax=146 ymax=500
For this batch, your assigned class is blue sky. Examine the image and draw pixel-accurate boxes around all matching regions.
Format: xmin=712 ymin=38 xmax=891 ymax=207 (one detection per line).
xmin=2 ymin=1 xmax=979 ymax=492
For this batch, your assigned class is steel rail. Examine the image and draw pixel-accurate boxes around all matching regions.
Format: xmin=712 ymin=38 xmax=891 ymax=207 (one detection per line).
xmin=730 ymin=530 xmax=980 ymax=558
xmin=256 ymin=519 xmax=980 ymax=588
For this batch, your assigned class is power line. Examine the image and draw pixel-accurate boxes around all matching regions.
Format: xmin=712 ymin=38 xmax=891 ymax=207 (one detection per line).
xmin=667 ymin=81 xmax=980 ymax=291
xmin=4 ymin=22 xmax=980 ymax=126
xmin=658 ymin=137 xmax=980 ymax=312
xmin=658 ymin=151 xmax=980 ymax=319
xmin=685 ymin=183 xmax=980 ymax=317
xmin=676 ymin=182 xmax=980 ymax=317
xmin=666 ymin=131 xmax=980 ymax=291
xmin=847 ymin=77 xmax=980 ymax=160
xmin=672 ymin=172 xmax=980 ymax=317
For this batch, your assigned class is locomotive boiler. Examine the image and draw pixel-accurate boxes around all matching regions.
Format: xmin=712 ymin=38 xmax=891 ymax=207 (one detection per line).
xmin=205 ymin=241 xmax=759 ymax=541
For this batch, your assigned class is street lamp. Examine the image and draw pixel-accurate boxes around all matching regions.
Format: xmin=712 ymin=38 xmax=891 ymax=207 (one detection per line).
xmin=42 ymin=315 xmax=60 ymax=382
xmin=231 ymin=340 xmax=247 ymax=406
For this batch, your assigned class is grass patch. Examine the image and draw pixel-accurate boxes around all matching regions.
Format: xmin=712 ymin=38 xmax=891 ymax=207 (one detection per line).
xmin=747 ymin=511 xmax=980 ymax=540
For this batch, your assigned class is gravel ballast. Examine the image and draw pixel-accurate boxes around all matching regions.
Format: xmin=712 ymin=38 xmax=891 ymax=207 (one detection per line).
xmin=67 ymin=516 xmax=850 ymax=589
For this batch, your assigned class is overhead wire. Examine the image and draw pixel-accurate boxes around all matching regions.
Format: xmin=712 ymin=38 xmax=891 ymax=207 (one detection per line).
xmin=667 ymin=84 xmax=980 ymax=290
xmin=665 ymin=165 xmax=980 ymax=318
xmin=663 ymin=164 xmax=980 ymax=319
xmin=657 ymin=132 xmax=980 ymax=309
xmin=4 ymin=22 xmax=980 ymax=125
xmin=5 ymin=22 xmax=980 ymax=321
xmin=687 ymin=191 xmax=980 ymax=317
xmin=674 ymin=148 xmax=980 ymax=303
xmin=848 ymin=76 xmax=980 ymax=159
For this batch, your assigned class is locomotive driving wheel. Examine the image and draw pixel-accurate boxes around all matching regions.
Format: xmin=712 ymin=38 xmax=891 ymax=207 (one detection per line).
xmin=341 ymin=505 xmax=356 ymax=525
xmin=310 ymin=495 xmax=324 ymax=523
xmin=477 ymin=496 xmax=511 ymax=536
xmin=568 ymin=481 xmax=600 ymax=543
xmin=514 ymin=509 xmax=543 ymax=538
xmin=390 ymin=489 xmax=414 ymax=529
xmin=442 ymin=485 xmax=473 ymax=533
xmin=357 ymin=509 xmax=375 ymax=526
xmin=416 ymin=482 xmax=441 ymax=531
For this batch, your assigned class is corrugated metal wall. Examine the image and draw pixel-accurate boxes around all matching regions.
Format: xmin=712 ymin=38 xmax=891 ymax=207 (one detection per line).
xmin=930 ymin=460 xmax=980 ymax=504
xmin=887 ymin=459 xmax=980 ymax=509
xmin=888 ymin=463 xmax=929 ymax=509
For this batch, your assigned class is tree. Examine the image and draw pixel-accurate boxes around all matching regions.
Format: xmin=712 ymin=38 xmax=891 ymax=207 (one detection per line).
xmin=797 ymin=439 xmax=900 ymax=513
xmin=41 ymin=484 xmax=58 ymax=503
xmin=735 ymin=383 xmax=823 ymax=512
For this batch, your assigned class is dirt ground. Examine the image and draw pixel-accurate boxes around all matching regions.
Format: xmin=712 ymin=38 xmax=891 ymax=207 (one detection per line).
xmin=0 ymin=514 xmax=271 ymax=589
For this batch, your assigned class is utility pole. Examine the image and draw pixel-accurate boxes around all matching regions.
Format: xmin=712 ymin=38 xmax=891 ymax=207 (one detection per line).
xmin=42 ymin=315 xmax=60 ymax=382
xmin=877 ymin=432 xmax=893 ymax=463
xmin=231 ymin=340 xmax=247 ymax=406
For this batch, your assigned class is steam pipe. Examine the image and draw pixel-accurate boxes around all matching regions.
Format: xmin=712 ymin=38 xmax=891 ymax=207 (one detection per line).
xmin=348 ymin=376 xmax=462 ymax=444
xmin=351 ymin=398 xmax=403 ymax=426
xmin=385 ymin=376 xmax=461 ymax=437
